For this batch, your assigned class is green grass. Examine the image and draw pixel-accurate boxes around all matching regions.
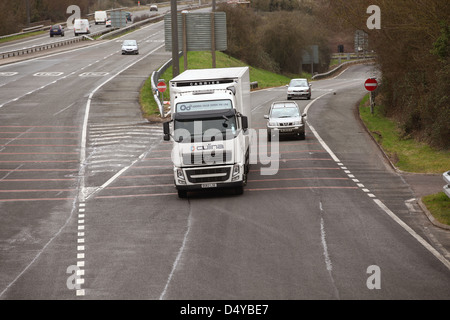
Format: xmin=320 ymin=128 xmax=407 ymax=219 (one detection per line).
xmin=422 ymin=192 xmax=450 ymax=225
xmin=359 ymin=94 xmax=449 ymax=174
xmin=140 ymin=51 xmax=294 ymax=118
xmin=359 ymin=94 xmax=450 ymax=226
xmin=0 ymin=31 xmax=46 ymax=44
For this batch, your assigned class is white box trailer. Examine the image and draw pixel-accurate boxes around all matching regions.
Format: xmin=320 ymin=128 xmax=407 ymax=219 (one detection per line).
xmin=163 ymin=67 xmax=252 ymax=198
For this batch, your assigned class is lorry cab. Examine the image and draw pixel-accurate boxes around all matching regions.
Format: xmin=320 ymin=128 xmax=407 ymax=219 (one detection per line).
xmin=164 ymin=67 xmax=251 ymax=198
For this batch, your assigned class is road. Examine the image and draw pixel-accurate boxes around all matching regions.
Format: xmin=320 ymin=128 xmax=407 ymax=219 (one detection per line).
xmin=0 ymin=4 xmax=172 ymax=55
xmin=0 ymin=17 xmax=449 ymax=301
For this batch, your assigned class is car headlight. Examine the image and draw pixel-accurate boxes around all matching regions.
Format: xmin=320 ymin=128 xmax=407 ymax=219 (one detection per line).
xmin=293 ymin=121 xmax=302 ymax=125
xmin=268 ymin=121 xmax=277 ymax=126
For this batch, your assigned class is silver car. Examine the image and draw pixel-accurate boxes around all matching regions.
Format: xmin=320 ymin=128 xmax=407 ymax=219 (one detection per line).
xmin=121 ymin=40 xmax=139 ymax=55
xmin=286 ymin=78 xmax=311 ymax=100
xmin=264 ymin=101 xmax=306 ymax=141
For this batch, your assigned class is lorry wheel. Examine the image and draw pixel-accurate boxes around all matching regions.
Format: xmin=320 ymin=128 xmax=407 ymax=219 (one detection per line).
xmin=235 ymin=186 xmax=244 ymax=195
xmin=178 ymin=190 xmax=187 ymax=198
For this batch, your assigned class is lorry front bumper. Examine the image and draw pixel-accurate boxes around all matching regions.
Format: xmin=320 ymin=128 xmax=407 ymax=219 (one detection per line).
xmin=176 ymin=181 xmax=244 ymax=191
xmin=174 ymin=164 xmax=245 ymax=190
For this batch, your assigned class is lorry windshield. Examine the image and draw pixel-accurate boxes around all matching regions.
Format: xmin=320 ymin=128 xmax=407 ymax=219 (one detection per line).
xmin=174 ymin=115 xmax=237 ymax=143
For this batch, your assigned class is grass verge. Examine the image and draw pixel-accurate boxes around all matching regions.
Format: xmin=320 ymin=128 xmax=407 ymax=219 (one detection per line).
xmin=422 ymin=192 xmax=450 ymax=226
xmin=140 ymin=51 xmax=299 ymax=120
xmin=0 ymin=31 xmax=47 ymax=44
xmin=359 ymin=94 xmax=450 ymax=226
xmin=359 ymin=95 xmax=449 ymax=173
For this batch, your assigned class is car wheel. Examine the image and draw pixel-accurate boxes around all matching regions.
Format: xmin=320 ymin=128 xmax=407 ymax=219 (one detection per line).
xmin=50 ymin=34 xmax=53 ymax=37
xmin=267 ymin=131 xmax=271 ymax=142
xmin=287 ymin=97 xmax=291 ymax=100
xmin=298 ymin=132 xmax=305 ymax=140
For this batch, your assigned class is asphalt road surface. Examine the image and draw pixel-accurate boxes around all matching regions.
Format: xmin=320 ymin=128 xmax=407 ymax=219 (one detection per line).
xmin=0 ymin=19 xmax=449 ymax=300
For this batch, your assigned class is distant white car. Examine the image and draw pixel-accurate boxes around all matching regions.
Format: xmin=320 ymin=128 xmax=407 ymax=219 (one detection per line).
xmin=105 ymin=19 xmax=111 ymax=27
xmin=121 ymin=40 xmax=139 ymax=55
xmin=150 ymin=4 xmax=158 ymax=11
xmin=286 ymin=78 xmax=312 ymax=100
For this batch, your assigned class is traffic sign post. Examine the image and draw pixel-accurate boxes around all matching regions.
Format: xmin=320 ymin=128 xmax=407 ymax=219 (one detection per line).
xmin=157 ymin=80 xmax=166 ymax=106
xmin=364 ymin=78 xmax=378 ymax=114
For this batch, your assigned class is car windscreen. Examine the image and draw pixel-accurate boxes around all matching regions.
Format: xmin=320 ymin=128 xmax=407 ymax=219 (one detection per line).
xmin=123 ymin=40 xmax=136 ymax=46
xmin=270 ymin=107 xmax=299 ymax=118
xmin=289 ymin=80 xmax=308 ymax=87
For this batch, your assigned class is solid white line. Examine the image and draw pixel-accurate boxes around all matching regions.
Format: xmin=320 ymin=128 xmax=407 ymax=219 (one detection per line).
xmin=373 ymin=199 xmax=450 ymax=271
xmin=0 ymin=197 xmax=79 ymax=298
xmin=79 ymin=43 xmax=165 ymax=201
xmin=305 ymin=89 xmax=450 ymax=271
xmin=308 ymin=124 xmax=340 ymax=163
xmin=159 ymin=209 xmax=192 ymax=300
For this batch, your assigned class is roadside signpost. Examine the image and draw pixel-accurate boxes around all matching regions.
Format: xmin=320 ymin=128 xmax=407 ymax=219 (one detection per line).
xmin=157 ymin=81 xmax=166 ymax=93
xmin=365 ymin=78 xmax=378 ymax=114
xmin=364 ymin=78 xmax=378 ymax=91
xmin=157 ymin=80 xmax=166 ymax=105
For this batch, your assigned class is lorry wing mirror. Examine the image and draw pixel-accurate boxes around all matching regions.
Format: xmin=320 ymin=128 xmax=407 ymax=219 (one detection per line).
xmin=241 ymin=116 xmax=248 ymax=131
xmin=226 ymin=86 xmax=236 ymax=95
xmin=163 ymin=121 xmax=170 ymax=141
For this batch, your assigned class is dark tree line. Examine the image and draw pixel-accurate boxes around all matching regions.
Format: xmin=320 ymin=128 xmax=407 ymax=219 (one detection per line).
xmin=319 ymin=0 xmax=449 ymax=149
xmin=218 ymin=1 xmax=331 ymax=76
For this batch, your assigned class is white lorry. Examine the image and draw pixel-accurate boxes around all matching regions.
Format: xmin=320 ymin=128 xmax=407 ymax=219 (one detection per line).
xmin=163 ymin=67 xmax=252 ymax=198
xmin=94 ymin=11 xmax=107 ymax=25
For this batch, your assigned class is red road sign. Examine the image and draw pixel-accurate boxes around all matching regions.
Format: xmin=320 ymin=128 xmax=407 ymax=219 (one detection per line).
xmin=364 ymin=78 xmax=378 ymax=91
xmin=157 ymin=81 xmax=166 ymax=93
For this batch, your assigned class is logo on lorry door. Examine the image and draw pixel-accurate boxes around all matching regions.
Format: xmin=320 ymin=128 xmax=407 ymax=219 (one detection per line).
xmin=191 ymin=144 xmax=225 ymax=152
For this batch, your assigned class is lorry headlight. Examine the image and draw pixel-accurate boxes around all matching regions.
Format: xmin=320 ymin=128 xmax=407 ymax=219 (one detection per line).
xmin=176 ymin=169 xmax=186 ymax=184
xmin=232 ymin=164 xmax=240 ymax=181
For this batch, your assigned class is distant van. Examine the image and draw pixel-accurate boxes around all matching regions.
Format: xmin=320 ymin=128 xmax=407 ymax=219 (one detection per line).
xmin=95 ymin=11 xmax=107 ymax=25
xmin=74 ymin=19 xmax=90 ymax=36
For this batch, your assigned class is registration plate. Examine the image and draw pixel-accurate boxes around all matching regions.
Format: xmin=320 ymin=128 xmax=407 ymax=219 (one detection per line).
xmin=201 ymin=183 xmax=217 ymax=188
xmin=280 ymin=129 xmax=293 ymax=132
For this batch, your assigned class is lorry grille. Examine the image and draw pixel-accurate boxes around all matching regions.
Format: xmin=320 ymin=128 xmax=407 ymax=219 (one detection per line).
xmin=182 ymin=151 xmax=232 ymax=165
xmin=185 ymin=167 xmax=231 ymax=183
